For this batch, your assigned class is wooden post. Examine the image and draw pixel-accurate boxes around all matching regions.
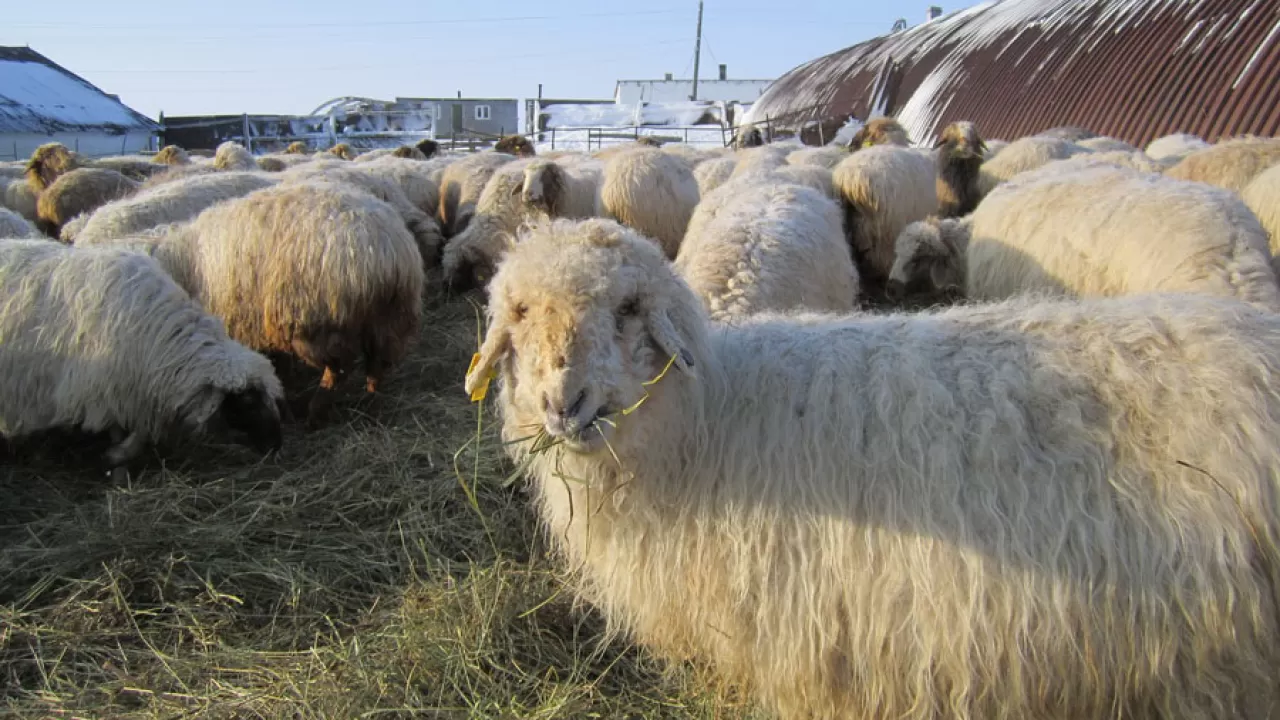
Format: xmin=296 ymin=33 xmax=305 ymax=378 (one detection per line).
xmin=242 ymin=113 xmax=252 ymax=153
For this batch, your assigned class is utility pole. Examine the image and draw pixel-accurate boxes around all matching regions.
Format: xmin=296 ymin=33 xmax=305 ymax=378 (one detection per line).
xmin=691 ymin=0 xmax=704 ymax=101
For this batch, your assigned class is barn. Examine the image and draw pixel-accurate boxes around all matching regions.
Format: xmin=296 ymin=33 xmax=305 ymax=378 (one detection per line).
xmin=743 ymin=0 xmax=1280 ymax=147
xmin=0 ymin=46 xmax=160 ymax=162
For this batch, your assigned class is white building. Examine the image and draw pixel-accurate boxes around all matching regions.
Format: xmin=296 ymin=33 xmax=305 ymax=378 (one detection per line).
xmin=0 ymin=46 xmax=159 ymax=161
xmin=614 ymin=65 xmax=772 ymax=105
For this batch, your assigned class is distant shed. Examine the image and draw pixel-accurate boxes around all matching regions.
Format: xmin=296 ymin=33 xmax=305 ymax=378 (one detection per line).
xmin=0 ymin=46 xmax=159 ymax=160
xmin=744 ymin=0 xmax=1280 ymax=147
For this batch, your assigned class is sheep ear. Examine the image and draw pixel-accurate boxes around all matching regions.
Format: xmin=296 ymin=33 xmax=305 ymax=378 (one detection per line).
xmin=464 ymin=326 xmax=510 ymax=397
xmin=933 ymin=136 xmax=947 ymax=149
xmin=180 ymin=384 xmax=226 ymax=427
xmin=645 ymin=307 xmax=695 ymax=376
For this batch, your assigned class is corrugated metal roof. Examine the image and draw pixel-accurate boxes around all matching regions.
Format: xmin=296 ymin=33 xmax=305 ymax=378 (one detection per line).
xmin=0 ymin=46 xmax=159 ymax=134
xmin=743 ymin=0 xmax=1280 ymax=147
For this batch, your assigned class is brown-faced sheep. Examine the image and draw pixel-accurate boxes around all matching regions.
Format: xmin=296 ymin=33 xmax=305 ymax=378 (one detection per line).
xmin=1164 ymin=137 xmax=1280 ymax=193
xmin=328 ymin=143 xmax=356 ymax=161
xmin=101 ymin=182 xmax=424 ymax=424
xmin=214 ymin=141 xmax=257 ymax=171
xmin=934 ymin=120 xmax=986 ymax=217
xmin=600 ymin=146 xmax=700 ymax=259
xmin=437 ymin=151 xmax=518 ymax=236
xmin=391 ymin=145 xmax=427 ymax=160
xmin=848 ymin=117 xmax=910 ymax=149
xmin=152 ymin=145 xmax=191 ymax=166
xmin=36 ymin=168 xmax=140 ymax=237
xmin=494 ymin=135 xmax=536 ymax=158
xmin=25 ymin=142 xmax=86 ymax=192
xmin=284 ymin=141 xmax=310 ymax=155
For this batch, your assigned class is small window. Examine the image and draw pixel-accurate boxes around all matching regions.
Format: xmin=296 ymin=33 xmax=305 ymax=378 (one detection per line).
xmin=474 ymin=105 xmax=491 ymax=121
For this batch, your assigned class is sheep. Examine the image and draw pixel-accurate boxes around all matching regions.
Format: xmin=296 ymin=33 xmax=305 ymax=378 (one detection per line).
xmin=831 ymin=144 xmax=937 ymax=299
xmin=847 ymin=117 xmax=910 ymax=148
xmin=72 ymin=171 xmax=278 ymax=245
xmin=1144 ymin=132 xmax=1209 ymax=164
xmin=437 ymin=151 xmax=518 ymax=236
xmin=212 ymin=141 xmax=257 ymax=172
xmin=1242 ymin=163 xmax=1280 ymax=261
xmin=1036 ymin=124 xmax=1097 ymax=141
xmin=2 ymin=177 xmax=39 ymax=223
xmin=93 ymin=182 xmax=424 ymax=424
xmin=36 ymin=168 xmax=140 ymax=237
xmin=731 ymin=124 xmax=764 ymax=148
xmin=441 ymin=157 xmax=604 ymax=292
xmin=769 ymin=164 xmax=837 ymax=200
xmin=693 ymin=156 xmax=737 ymax=196
xmin=1039 ymin=149 xmax=1167 ymax=175
xmin=494 ymin=135 xmax=536 ymax=157
xmin=1076 ymin=136 xmax=1137 ymax=153
xmin=983 ymin=138 xmax=1009 ymax=158
xmin=25 ymin=142 xmax=86 ymax=192
xmin=784 ymin=146 xmax=848 ymax=169
xmin=466 ymin=215 xmax=1280 ymax=720
xmin=0 ymin=207 xmax=40 ymax=238
xmin=729 ymin=144 xmax=790 ymax=179
xmin=285 ymin=141 xmax=310 ymax=155
xmin=152 ymin=145 xmax=191 ymax=166
xmin=964 ymin=165 xmax=1279 ymax=306
xmin=278 ymin=160 xmax=444 ymax=267
xmin=58 ymin=214 xmax=89 ymax=242
xmin=255 ymin=157 xmax=287 ymax=172
xmin=977 ymin=134 xmax=1088 ymax=195
xmin=600 ymin=146 xmax=700 ymax=259
xmin=885 ymin=215 xmax=972 ymax=304
xmin=659 ymin=143 xmax=713 ymax=168
xmin=139 ymin=162 xmax=221 ymax=190
xmin=0 ymin=239 xmax=284 ymax=468
xmin=91 ymin=156 xmax=167 ymax=182
xmin=1164 ymin=137 xmax=1280 ymax=193
xmin=328 ymin=143 xmax=357 ymax=160
xmin=415 ymin=138 xmax=440 ymax=159
xmin=392 ymin=145 xmax=428 ymax=161
xmin=348 ymin=156 xmax=442 ymax=218
xmin=933 ymin=120 xmax=986 ymax=217
xmin=674 ymin=181 xmax=857 ymax=320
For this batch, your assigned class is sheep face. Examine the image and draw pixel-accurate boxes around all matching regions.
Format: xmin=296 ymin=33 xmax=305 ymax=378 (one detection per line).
xmin=495 ymin=135 xmax=536 ymax=158
xmin=935 ymin=121 xmax=986 ymax=160
xmin=886 ymin=218 xmax=968 ymax=302
xmin=179 ymin=378 xmax=284 ymax=454
xmin=466 ymin=219 xmax=698 ymax=456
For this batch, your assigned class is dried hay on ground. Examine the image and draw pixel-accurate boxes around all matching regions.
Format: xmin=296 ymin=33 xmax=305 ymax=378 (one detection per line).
xmin=0 ymin=284 xmax=762 ymax=718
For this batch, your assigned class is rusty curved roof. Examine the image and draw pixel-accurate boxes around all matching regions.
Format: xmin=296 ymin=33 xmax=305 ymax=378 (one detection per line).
xmin=744 ymin=0 xmax=1280 ymax=147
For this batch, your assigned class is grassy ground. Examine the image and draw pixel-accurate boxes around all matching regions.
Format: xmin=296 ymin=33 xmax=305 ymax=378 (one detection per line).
xmin=0 ymin=286 xmax=765 ymax=719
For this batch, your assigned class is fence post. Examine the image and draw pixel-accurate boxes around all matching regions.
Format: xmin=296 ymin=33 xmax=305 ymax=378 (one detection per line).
xmin=551 ymin=128 xmax=556 ymax=150
xmin=242 ymin=113 xmax=252 ymax=153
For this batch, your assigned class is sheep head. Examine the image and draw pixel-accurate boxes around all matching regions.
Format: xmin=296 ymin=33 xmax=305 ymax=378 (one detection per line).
xmin=153 ymin=145 xmax=191 ymax=166
xmin=173 ymin=343 xmax=286 ymax=454
xmin=285 ymin=141 xmax=310 ymax=155
xmin=415 ymin=138 xmax=440 ymax=159
xmin=849 ymin=118 xmax=911 ymax=150
xmin=26 ymin=143 xmax=85 ymax=192
xmin=329 ymin=143 xmax=356 ymax=161
xmin=886 ymin=216 xmax=971 ymax=303
xmin=934 ymin=121 xmax=987 ymax=160
xmin=392 ymin=145 xmax=428 ymax=160
xmin=466 ymin=218 xmax=703 ymax=456
xmin=495 ymin=135 xmax=536 ymax=158
xmin=521 ymin=159 xmax=567 ymax=216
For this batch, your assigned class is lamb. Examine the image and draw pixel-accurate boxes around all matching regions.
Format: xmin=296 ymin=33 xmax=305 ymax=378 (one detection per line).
xmin=328 ymin=143 xmax=357 ymax=160
xmin=933 ymin=120 xmax=986 ymax=217
xmin=89 ymin=182 xmax=424 ymax=423
xmin=1076 ymin=136 xmax=1138 ymax=152
xmin=600 ymin=146 xmax=700 ymax=259
xmin=0 ymin=239 xmax=284 ymax=468
xmin=977 ymin=134 xmax=1088 ymax=195
xmin=884 ymin=215 xmax=971 ymax=304
xmin=916 ymin=165 xmax=1279 ymax=307
xmin=1242 ymin=163 xmax=1280 ymax=261
xmin=36 ymin=168 xmax=140 ymax=237
xmin=494 ymin=135 xmax=536 ymax=157
xmin=674 ymin=181 xmax=857 ymax=320
xmin=1144 ymin=132 xmax=1209 ymax=164
xmin=847 ymin=117 xmax=910 ymax=148
xmin=0 ymin=207 xmax=40 ymax=238
xmin=831 ymin=144 xmax=937 ymax=299
xmin=72 ymin=171 xmax=278 ymax=245
xmin=441 ymin=157 xmax=604 ymax=292
xmin=437 ymin=151 xmax=518 ymax=236
xmin=466 ymin=215 xmax=1280 ymax=720
xmin=152 ymin=145 xmax=191 ymax=165
xmin=278 ymin=160 xmax=444 ymax=266
xmin=693 ymin=156 xmax=737 ymax=196
xmin=784 ymin=146 xmax=848 ymax=169
xmin=211 ymin=141 xmax=256 ymax=172
xmin=1164 ymin=137 xmax=1280 ymax=193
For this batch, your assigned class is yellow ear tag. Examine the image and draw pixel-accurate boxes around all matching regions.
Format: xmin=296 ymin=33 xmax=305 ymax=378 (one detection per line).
xmin=467 ymin=353 xmax=496 ymax=402
xmin=862 ymin=139 xmax=873 ymax=148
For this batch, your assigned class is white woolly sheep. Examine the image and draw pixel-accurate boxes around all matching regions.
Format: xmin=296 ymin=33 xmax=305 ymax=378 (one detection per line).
xmin=933 ymin=120 xmax=987 ymax=218
xmin=213 ymin=141 xmax=258 ymax=172
xmin=72 ymin=171 xmax=279 ymax=246
xmin=784 ymin=146 xmax=849 ymax=170
xmin=0 ymin=207 xmax=40 ymax=238
xmin=1037 ymin=149 xmax=1167 ymax=175
xmin=982 ymin=138 xmax=1009 ymax=158
xmin=346 ymin=156 xmax=442 ymax=218
xmin=964 ymin=165 xmax=1279 ymax=307
xmin=1164 ymin=137 xmax=1280 ymax=193
xmin=91 ymin=182 xmax=425 ymax=425
xmin=769 ymin=164 xmax=837 ymax=200
xmin=466 ymin=216 xmax=1280 ymax=720
xmin=0 ymin=239 xmax=284 ymax=468
xmin=36 ymin=168 xmax=140 ymax=237
xmin=1144 ymin=132 xmax=1208 ymax=164
xmin=674 ymin=180 xmax=857 ymax=320
xmin=437 ymin=151 xmax=518 ymax=236
xmin=693 ymin=156 xmax=737 ymax=196
xmin=2 ymin=176 xmax=39 ymax=223
xmin=885 ymin=215 xmax=971 ymax=304
xmin=658 ymin=143 xmax=714 ymax=168
xmin=152 ymin=145 xmax=191 ymax=165
xmin=1242 ymin=163 xmax=1280 ymax=262
xmin=600 ymin=146 xmax=700 ymax=259
xmin=441 ymin=157 xmax=604 ymax=292
xmin=91 ymin=156 xmax=167 ymax=183
xmin=977 ymin=134 xmax=1088 ymax=196
xmin=729 ymin=144 xmax=790 ymax=179
xmin=1076 ymin=136 xmax=1138 ymax=153
xmin=831 ymin=144 xmax=937 ymax=298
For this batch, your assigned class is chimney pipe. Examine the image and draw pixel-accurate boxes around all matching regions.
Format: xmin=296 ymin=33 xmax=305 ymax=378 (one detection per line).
xmin=719 ymin=64 xmax=727 ymax=80
xmin=927 ymin=5 xmax=943 ymax=20
xmin=664 ymin=72 xmax=673 ymax=81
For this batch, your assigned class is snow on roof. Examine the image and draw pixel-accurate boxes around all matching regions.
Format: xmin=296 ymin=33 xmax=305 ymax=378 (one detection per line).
xmin=0 ymin=47 xmax=159 ymax=134
xmin=541 ymin=101 xmax=724 ymax=129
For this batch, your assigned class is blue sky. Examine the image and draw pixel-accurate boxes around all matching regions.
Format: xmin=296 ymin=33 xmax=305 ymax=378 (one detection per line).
xmin=2 ymin=1 xmax=947 ymax=120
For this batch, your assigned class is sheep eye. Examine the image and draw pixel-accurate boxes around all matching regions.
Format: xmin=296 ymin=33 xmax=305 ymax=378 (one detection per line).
xmin=615 ymin=297 xmax=639 ymax=332
xmin=513 ymin=302 xmax=528 ymax=321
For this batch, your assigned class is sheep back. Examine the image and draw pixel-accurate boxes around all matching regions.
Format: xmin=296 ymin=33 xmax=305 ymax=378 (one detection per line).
xmin=600 ymin=147 xmax=700 ymax=258
xmin=437 ymin=151 xmax=517 ymax=236
xmin=1144 ymin=132 xmax=1208 ymax=163
xmin=1242 ymin=163 xmax=1280 ymax=263
xmin=977 ymin=135 xmax=1087 ymax=195
xmin=213 ymin=141 xmax=257 ymax=172
xmin=1164 ymin=138 xmax=1280 ymax=193
xmin=693 ymin=156 xmax=737 ymax=196
xmin=36 ymin=168 xmax=139 ymax=237
xmin=0 ymin=207 xmax=41 ymax=238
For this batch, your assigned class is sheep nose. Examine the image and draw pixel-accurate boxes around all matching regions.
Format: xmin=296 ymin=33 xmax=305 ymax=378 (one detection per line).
xmin=544 ymin=388 xmax=588 ymax=420
xmin=885 ymin=279 xmax=906 ymax=301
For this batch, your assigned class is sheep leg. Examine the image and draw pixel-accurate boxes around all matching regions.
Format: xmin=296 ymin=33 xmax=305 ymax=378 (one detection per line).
xmin=104 ymin=426 xmax=147 ymax=477
xmin=306 ymin=366 xmax=343 ymax=428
